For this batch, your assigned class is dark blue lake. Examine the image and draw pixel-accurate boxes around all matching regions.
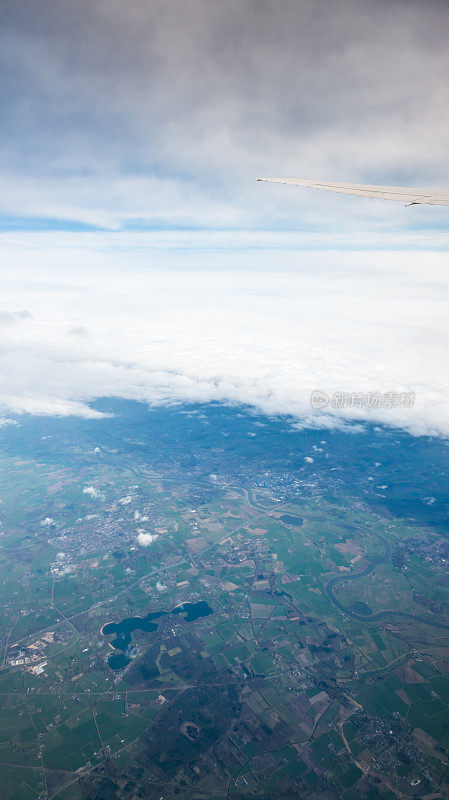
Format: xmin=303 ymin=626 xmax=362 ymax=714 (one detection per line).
xmin=102 ymin=600 xmax=213 ymax=669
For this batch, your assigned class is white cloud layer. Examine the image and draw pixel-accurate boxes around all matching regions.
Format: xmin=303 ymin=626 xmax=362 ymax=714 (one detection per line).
xmin=0 ymin=239 xmax=448 ymax=437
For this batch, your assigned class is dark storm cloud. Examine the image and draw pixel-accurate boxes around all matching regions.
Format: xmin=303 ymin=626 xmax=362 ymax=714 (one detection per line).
xmin=1 ymin=0 xmax=449 ymax=228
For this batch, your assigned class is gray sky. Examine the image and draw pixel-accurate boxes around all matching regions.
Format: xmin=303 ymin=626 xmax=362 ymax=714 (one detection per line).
xmin=1 ymin=0 xmax=449 ymax=231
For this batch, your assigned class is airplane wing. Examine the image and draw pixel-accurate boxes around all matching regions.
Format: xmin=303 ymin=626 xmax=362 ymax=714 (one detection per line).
xmin=256 ymin=177 xmax=449 ymax=206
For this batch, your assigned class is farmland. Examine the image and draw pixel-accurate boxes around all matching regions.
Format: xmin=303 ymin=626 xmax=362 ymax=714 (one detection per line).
xmin=0 ymin=401 xmax=449 ymax=799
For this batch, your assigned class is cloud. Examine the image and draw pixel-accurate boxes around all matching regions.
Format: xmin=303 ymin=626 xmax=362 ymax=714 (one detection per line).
xmin=0 ymin=310 xmax=33 ymax=327
xmin=134 ymin=511 xmax=149 ymax=522
xmin=0 ymin=312 xmax=17 ymax=327
xmin=0 ymin=246 xmax=448 ymax=436
xmin=137 ymin=531 xmax=159 ymax=547
xmin=0 ymin=3 xmax=448 ymax=438
xmin=83 ymin=486 xmax=100 ymax=498
xmin=0 ymin=418 xmax=17 ymax=428
xmin=67 ymin=326 xmax=89 ymax=338
xmin=0 ymin=0 xmax=449 ymax=236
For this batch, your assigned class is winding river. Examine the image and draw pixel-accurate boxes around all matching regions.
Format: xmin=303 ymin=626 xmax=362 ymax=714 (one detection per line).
xmin=325 ymin=529 xmax=449 ymax=631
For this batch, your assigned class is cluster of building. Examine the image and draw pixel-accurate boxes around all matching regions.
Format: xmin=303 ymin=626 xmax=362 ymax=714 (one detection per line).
xmin=8 ymin=630 xmax=65 ymax=675
xmin=393 ymin=532 xmax=449 ymax=573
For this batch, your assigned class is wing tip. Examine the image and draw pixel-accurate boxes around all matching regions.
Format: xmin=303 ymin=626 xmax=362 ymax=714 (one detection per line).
xmin=255 ymin=177 xmax=282 ymax=183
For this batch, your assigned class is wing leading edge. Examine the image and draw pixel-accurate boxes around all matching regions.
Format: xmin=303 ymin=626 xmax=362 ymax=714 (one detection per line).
xmin=256 ymin=177 xmax=449 ymax=206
